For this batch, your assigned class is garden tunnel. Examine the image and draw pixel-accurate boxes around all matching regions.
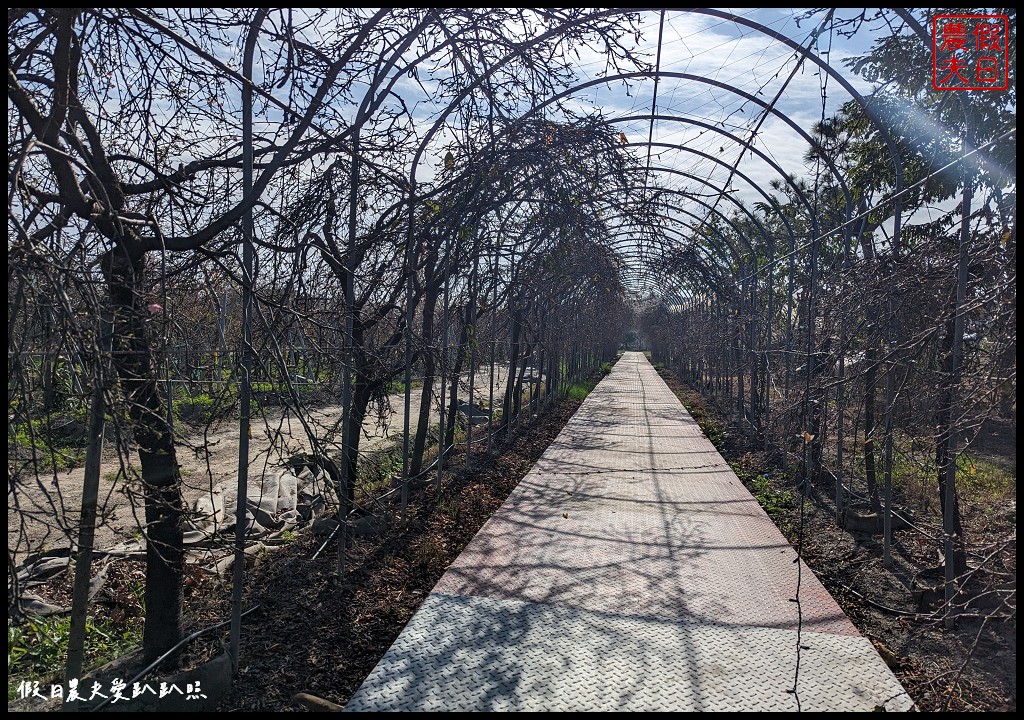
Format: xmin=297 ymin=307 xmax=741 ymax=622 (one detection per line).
xmin=8 ymin=7 xmax=1016 ymax=695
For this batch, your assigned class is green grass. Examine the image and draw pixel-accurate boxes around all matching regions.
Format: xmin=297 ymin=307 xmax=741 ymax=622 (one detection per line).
xmin=357 ymin=443 xmax=405 ymax=495
xmin=565 ymin=377 xmax=599 ymax=401
xmin=8 ymin=614 xmax=143 ymax=702
xmin=384 ymin=377 xmax=423 ymax=395
xmin=847 ymin=435 xmax=1016 ymax=514
xmin=681 ymin=402 xmax=725 ymax=450
xmin=747 ymin=472 xmax=794 ymax=534
xmin=8 ymin=418 xmax=87 ymax=472
xmin=957 ymin=453 xmax=1015 ymax=499
xmin=173 ymin=392 xmax=221 ymax=426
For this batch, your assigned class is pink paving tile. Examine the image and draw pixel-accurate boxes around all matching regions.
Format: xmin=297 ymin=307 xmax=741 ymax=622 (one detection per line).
xmin=432 ymin=351 xmax=858 ymax=636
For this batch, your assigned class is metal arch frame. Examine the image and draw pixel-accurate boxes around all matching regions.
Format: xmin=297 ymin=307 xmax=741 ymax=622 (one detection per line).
xmin=607 ymin=163 xmax=774 ymax=264
xmin=405 ymin=8 xmax=902 ymax=213
xmin=426 ymin=192 xmax=722 ymax=323
xmin=505 ymin=131 xmax=802 ymax=268
xmin=606 ymin=114 xmax=824 ymax=243
xmin=595 ymin=198 xmax=755 ymax=295
xmin=425 ymin=162 xmax=747 ymax=292
xmin=399 ymin=9 xmax=892 ymax=265
xmin=593 ymin=183 xmax=776 ymax=425
xmin=454 ymin=166 xmax=777 ymax=352
xmin=680 ymin=7 xmax=903 ymax=244
xmin=609 ymin=232 xmax=725 ymax=301
xmin=438 ymin=37 xmax=902 ymax=430
xmin=596 ymin=145 xmax=799 ymax=401
xmin=245 ymin=7 xmax=905 ymax=329
xmin=544 ymin=156 xmax=770 ymax=267
xmin=485 ymin=121 xmax=810 ymax=371
xmin=509 ymin=69 xmax=853 ymax=226
xmin=601 ymin=226 xmax=727 ymax=305
xmin=618 ymin=143 xmax=798 ymax=255
xmin=391 ymin=10 xmax=906 ymax=341
xmin=369 ymin=8 xmax=912 ymax=489
xmin=582 ymin=194 xmax=750 ymax=303
xmin=408 ymin=64 xmax=854 ymax=293
xmin=454 ymin=197 xmax=719 ymax=308
xmin=407 ymin=66 xmax=858 ymax=354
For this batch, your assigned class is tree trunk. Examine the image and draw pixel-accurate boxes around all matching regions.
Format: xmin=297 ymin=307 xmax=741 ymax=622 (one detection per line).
xmin=514 ymin=337 xmax=535 ymax=425
xmin=501 ymin=306 xmax=521 ymax=437
xmin=101 ymin=249 xmax=183 ymax=663
xmin=935 ymin=316 xmax=967 ymax=574
xmin=444 ymin=309 xmax=471 ymax=448
xmin=863 ymin=347 xmax=882 ymax=512
xmin=410 ymin=283 xmax=439 ymax=477
xmin=438 ymin=299 xmax=473 ymax=448
xmin=343 ymin=368 xmax=375 ymax=501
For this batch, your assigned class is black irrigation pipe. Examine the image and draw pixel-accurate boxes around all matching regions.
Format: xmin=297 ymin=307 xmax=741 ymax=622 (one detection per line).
xmin=310 ymin=445 xmax=459 ymax=562
xmin=839 ymin=583 xmax=1014 ymax=623
xmin=90 ymin=605 xmax=261 ymax=713
xmin=838 ymin=585 xmax=936 ymax=620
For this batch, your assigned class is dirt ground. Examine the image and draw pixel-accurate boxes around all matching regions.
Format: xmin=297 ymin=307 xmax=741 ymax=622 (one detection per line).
xmin=8 ymin=366 xmax=511 ymax=567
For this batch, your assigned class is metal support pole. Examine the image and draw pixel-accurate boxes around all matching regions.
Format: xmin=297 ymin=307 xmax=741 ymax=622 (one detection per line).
xmin=943 ymin=135 xmax=973 ymax=626
xmin=338 ymin=127 xmax=359 ymax=582
xmin=400 ymin=177 xmax=418 ymax=518
xmin=230 ymin=7 xmax=267 ymax=671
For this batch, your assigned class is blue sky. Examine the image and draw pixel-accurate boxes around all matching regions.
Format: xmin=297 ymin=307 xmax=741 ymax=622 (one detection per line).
xmin=396 ymin=9 xmax=888 ymax=203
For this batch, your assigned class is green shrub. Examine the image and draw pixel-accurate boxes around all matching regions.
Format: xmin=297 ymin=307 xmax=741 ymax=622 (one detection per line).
xmin=8 ymin=419 xmax=86 ymax=471
xmin=357 ymin=444 xmax=404 ymax=495
xmin=173 ymin=392 xmax=220 ymax=426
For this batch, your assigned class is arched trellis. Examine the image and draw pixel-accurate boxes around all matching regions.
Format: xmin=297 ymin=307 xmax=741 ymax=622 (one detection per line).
xmin=395 ymin=9 xmax=893 ymax=304
xmin=451 ymin=122 xmax=803 ymax=295
xmin=533 ymin=163 xmax=774 ymax=420
xmin=15 ymin=11 xmax=1012 ymax=703
xmin=379 ymin=9 xmax=908 ymax=496
xmin=586 ymin=163 xmax=784 ymax=430
xmin=406 ymin=58 xmax=879 ymax=469
xmin=389 ymin=2 xmax=1007 ymax=618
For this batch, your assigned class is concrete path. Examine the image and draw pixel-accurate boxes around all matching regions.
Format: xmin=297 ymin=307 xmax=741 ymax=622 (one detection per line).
xmin=344 ymin=352 xmax=914 ymax=712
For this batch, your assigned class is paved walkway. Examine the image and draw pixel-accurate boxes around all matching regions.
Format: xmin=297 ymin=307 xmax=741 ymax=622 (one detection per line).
xmin=344 ymin=352 xmax=913 ymax=712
